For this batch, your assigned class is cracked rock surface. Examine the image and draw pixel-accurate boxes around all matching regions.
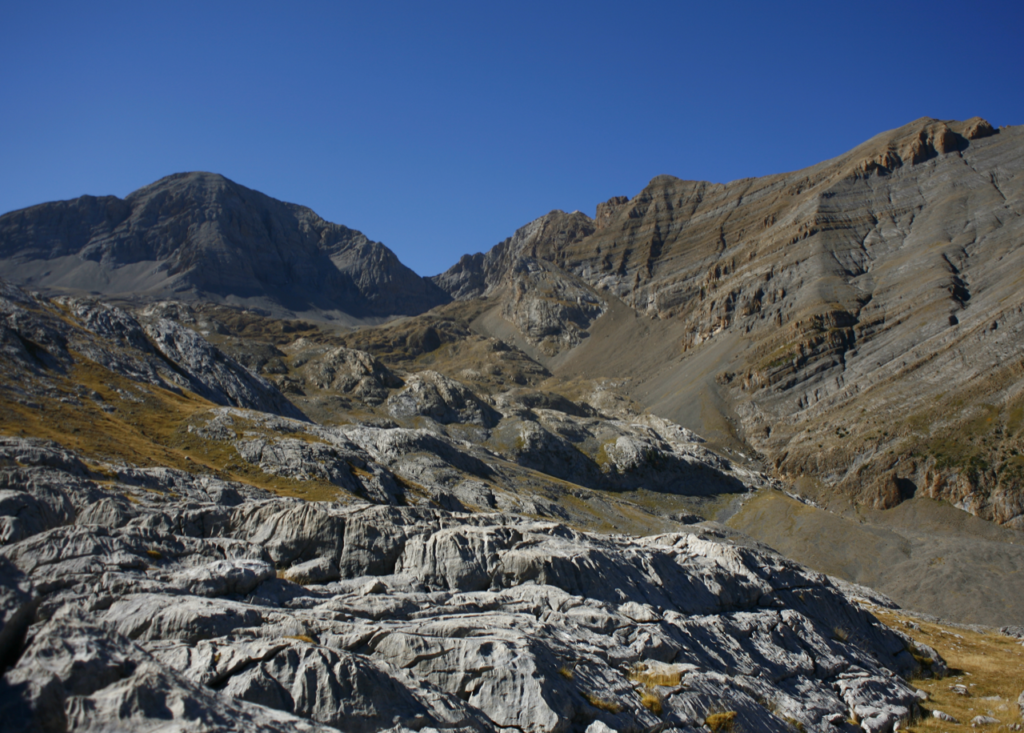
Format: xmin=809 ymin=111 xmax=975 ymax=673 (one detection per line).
xmin=0 ymin=438 xmax=938 ymax=733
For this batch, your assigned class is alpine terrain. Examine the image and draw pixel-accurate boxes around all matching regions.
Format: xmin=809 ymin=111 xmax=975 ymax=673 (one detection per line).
xmin=1 ymin=116 xmax=1023 ymax=733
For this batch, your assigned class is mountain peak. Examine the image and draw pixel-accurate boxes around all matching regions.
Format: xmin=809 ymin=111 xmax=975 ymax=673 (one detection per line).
xmin=0 ymin=173 xmax=449 ymax=319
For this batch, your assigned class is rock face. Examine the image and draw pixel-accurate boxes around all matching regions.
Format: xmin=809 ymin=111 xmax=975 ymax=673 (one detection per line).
xmin=436 ymin=118 xmax=1024 ymax=528
xmin=0 ymin=280 xmax=305 ymax=420
xmin=433 ymin=210 xmax=605 ymax=355
xmin=0 ymin=277 xmax=780 ymax=535
xmin=0 ymin=171 xmax=449 ymax=318
xmin=298 ymin=346 xmax=403 ymax=406
xmin=0 ymin=437 xmax=937 ymax=733
xmin=387 ymin=370 xmax=501 ymax=427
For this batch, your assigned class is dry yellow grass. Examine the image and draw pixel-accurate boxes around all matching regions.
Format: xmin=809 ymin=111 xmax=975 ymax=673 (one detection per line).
xmin=869 ymin=606 xmax=1024 ymax=731
xmin=626 ymin=663 xmax=683 ymax=688
xmin=582 ymin=692 xmax=622 ymax=714
xmin=0 ymin=354 xmax=346 ymax=502
xmin=705 ymin=711 xmax=737 ymax=732
xmin=639 ymin=689 xmax=662 ymax=715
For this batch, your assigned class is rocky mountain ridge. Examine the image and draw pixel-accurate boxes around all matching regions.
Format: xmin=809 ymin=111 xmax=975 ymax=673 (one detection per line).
xmin=4 ymin=279 xmax=1022 ymax=629
xmin=0 ymin=172 xmax=449 ymax=319
xmin=433 ymin=117 xmax=1024 ymax=531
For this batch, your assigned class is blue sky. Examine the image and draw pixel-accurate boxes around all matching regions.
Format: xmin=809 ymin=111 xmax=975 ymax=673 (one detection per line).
xmin=2 ymin=1 xmax=1022 ymax=276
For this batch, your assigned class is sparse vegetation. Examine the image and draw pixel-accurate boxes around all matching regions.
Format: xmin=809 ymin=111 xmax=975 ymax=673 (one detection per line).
xmin=869 ymin=606 xmax=1024 ymax=732
xmin=582 ymin=692 xmax=622 ymax=714
xmin=639 ymin=689 xmax=662 ymax=715
xmin=785 ymin=717 xmax=805 ymax=732
xmin=705 ymin=710 xmax=737 ymax=732
xmin=626 ymin=663 xmax=683 ymax=688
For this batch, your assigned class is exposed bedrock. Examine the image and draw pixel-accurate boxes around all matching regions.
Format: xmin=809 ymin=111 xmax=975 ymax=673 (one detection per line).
xmin=0 ymin=440 xmax=937 ymax=733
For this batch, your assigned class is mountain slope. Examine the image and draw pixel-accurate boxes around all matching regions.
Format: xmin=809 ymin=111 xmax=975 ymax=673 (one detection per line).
xmin=437 ymin=117 xmax=1024 ymax=528
xmin=0 ymin=172 xmax=450 ymax=319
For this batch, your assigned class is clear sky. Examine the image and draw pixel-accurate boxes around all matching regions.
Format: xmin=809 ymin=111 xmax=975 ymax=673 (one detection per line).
xmin=2 ymin=1 xmax=1022 ymax=276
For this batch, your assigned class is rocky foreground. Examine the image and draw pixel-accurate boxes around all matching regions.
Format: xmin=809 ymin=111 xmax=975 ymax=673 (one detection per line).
xmin=1 ymin=438 xmax=941 ymax=733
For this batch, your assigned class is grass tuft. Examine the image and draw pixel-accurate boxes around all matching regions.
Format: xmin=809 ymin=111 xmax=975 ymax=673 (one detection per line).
xmin=583 ymin=692 xmax=622 ymax=714
xmin=639 ymin=689 xmax=662 ymax=715
xmin=706 ymin=711 xmax=737 ymax=732
xmin=626 ymin=662 xmax=682 ymax=688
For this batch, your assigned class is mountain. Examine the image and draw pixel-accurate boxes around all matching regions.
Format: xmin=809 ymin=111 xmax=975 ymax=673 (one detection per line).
xmin=2 ymin=281 xmax=953 ymax=730
xmin=0 ymin=171 xmax=450 ymax=320
xmin=434 ymin=117 xmax=1024 ymax=532
xmin=4 ymin=119 xmax=1024 ymax=730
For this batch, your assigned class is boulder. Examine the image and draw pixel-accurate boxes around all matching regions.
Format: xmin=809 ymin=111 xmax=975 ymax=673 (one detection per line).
xmin=283 ymin=557 xmax=340 ymax=585
xmin=972 ymin=716 xmax=1001 ymax=727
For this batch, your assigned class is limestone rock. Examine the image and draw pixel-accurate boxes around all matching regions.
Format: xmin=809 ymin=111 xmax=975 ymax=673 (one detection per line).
xmin=0 ymin=555 xmax=35 ymax=664
xmin=299 ymin=346 xmax=402 ymax=405
xmin=0 ymin=284 xmax=306 ymax=422
xmin=283 ymin=557 xmax=340 ymax=585
xmin=972 ymin=715 xmax=1001 ymax=727
xmin=4 ymin=619 xmax=336 ymax=732
xmin=433 ymin=209 xmax=596 ymax=302
xmin=0 ymin=438 xmax=941 ymax=733
xmin=387 ymin=371 xmax=500 ymax=427
xmin=172 ymin=558 xmax=276 ymax=597
xmin=963 ymin=116 xmax=997 ymax=140
xmin=144 ymin=317 xmax=307 ymax=420
xmin=104 ymin=593 xmax=265 ymax=643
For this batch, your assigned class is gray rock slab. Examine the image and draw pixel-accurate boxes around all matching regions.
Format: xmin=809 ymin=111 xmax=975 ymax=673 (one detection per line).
xmin=283 ymin=557 xmax=340 ymax=585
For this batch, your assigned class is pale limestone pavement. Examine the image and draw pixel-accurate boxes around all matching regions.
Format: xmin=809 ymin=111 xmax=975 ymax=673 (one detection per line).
xmin=1 ymin=438 xmax=940 ymax=733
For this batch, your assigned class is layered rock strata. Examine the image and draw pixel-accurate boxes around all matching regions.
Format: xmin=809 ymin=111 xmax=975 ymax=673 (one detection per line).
xmin=435 ymin=118 xmax=1024 ymax=527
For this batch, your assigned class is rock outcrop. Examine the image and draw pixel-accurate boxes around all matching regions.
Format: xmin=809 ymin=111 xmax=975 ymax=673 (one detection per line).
xmin=0 ymin=282 xmax=306 ymax=421
xmin=0 ymin=436 xmax=938 ymax=733
xmin=298 ymin=346 xmax=403 ymax=406
xmin=387 ymin=370 xmax=501 ymax=427
xmin=433 ymin=211 xmax=605 ymax=355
